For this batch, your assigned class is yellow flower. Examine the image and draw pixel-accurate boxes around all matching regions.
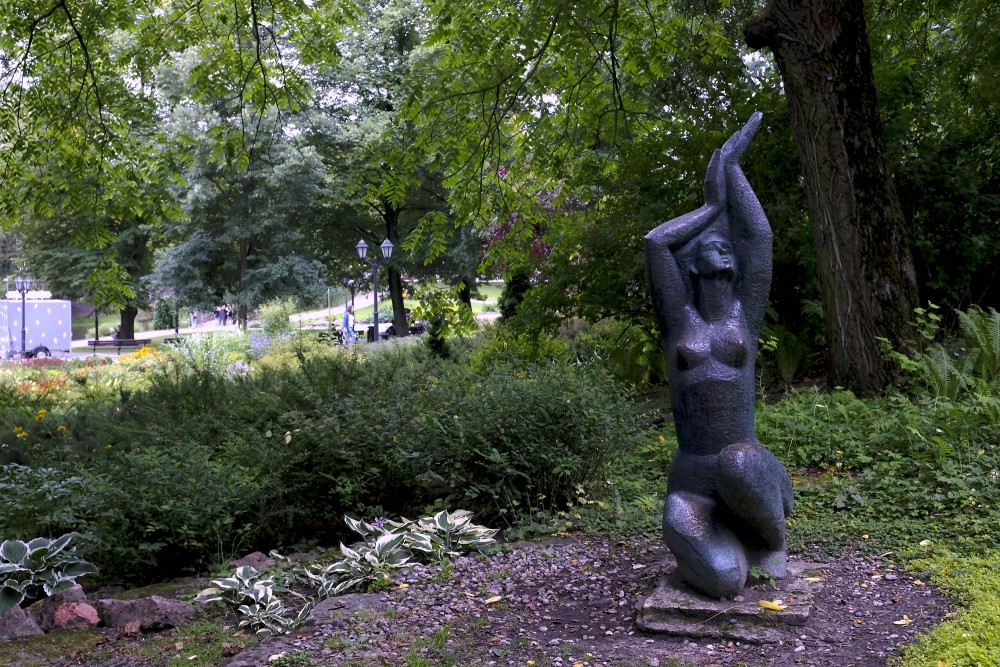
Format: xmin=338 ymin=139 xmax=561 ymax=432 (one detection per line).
xmin=106 ymin=444 xmax=113 ymax=449
xmin=56 ymin=425 xmax=67 ymax=433
xmin=35 ymin=409 xmax=46 ymax=422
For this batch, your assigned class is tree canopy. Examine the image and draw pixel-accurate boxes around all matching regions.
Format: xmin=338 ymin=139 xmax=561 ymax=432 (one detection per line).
xmin=0 ymin=0 xmax=997 ymax=390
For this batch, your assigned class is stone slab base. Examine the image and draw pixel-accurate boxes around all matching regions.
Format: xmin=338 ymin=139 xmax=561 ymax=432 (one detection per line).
xmin=635 ymin=560 xmax=825 ymax=644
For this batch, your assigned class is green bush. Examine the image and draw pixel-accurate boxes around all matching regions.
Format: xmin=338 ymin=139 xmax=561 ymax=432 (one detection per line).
xmin=152 ymin=298 xmax=176 ymax=330
xmin=759 ymin=387 xmax=1000 ymax=557
xmin=258 ymin=298 xmax=297 ymax=338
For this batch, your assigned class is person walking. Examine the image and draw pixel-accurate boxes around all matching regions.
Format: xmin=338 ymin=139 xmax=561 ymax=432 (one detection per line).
xmin=342 ymin=305 xmax=357 ymax=345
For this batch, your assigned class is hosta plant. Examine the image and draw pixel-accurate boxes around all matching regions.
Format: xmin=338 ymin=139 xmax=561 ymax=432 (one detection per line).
xmin=196 ymin=565 xmax=313 ymax=636
xmin=411 ymin=510 xmax=499 ymax=558
xmin=0 ymin=533 xmax=98 ymax=617
xmin=306 ymin=510 xmax=498 ymax=597
xmin=304 ymin=531 xmax=412 ymax=597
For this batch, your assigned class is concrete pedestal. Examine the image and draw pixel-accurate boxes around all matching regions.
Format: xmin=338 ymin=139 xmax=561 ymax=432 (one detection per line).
xmin=635 ymin=560 xmax=825 ymax=644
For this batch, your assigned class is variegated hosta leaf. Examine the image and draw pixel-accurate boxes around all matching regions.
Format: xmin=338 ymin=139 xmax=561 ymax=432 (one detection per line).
xmin=0 ymin=587 xmax=25 ymax=618
xmin=0 ymin=540 xmax=28 ymax=565
xmin=233 ymin=565 xmax=260 ymax=583
xmin=195 ymin=587 xmax=225 ymax=603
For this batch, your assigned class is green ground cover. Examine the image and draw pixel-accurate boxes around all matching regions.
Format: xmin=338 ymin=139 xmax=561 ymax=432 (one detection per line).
xmin=0 ymin=310 xmax=997 ymax=665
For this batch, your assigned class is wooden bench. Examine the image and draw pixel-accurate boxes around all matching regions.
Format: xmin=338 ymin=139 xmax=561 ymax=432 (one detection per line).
xmin=87 ymin=339 xmax=150 ymax=354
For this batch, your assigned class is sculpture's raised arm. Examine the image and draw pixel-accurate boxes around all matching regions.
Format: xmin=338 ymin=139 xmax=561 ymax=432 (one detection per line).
xmin=722 ymin=113 xmax=772 ymax=331
xmin=645 ymin=149 xmax=727 ymax=336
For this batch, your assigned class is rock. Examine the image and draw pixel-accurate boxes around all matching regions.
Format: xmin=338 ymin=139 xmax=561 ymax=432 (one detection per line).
xmin=221 ymin=642 xmax=245 ymax=657
xmin=229 ymin=551 xmax=275 ymax=570
xmin=29 ymin=584 xmax=88 ymax=631
xmin=0 ymin=604 xmax=45 ymax=641
xmin=96 ymin=595 xmax=197 ymax=631
xmin=52 ymin=602 xmax=100 ymax=629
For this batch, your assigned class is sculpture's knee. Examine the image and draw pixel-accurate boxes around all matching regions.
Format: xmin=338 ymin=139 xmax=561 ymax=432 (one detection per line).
xmin=716 ymin=442 xmax=793 ymax=548
xmin=663 ymin=491 xmax=748 ymax=599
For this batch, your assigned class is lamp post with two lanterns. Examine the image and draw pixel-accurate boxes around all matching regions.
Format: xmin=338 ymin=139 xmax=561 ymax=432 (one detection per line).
xmin=355 ymin=238 xmax=393 ymax=343
xmin=14 ymin=275 xmax=32 ymax=355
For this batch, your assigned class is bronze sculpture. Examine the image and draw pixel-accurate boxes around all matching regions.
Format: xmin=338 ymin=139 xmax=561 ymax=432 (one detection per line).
xmin=645 ymin=113 xmax=794 ymax=599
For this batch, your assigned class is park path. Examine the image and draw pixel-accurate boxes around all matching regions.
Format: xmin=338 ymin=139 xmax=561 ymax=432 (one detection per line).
xmin=70 ymin=293 xmax=377 ymax=348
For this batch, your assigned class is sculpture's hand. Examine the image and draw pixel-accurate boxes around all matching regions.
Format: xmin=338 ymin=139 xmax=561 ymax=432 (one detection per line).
xmin=704 ymin=149 xmax=725 ymax=206
xmin=721 ymin=112 xmax=763 ymax=165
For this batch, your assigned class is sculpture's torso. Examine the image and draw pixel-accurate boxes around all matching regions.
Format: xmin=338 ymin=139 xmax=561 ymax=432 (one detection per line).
xmin=667 ymin=301 xmax=757 ymax=456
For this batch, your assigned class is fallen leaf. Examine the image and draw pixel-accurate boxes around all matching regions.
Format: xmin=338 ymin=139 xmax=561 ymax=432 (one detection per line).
xmin=758 ymin=600 xmax=787 ymax=611
xmin=284 ymin=432 xmax=292 ymax=444
xmin=853 ymin=619 xmax=863 ymax=625
xmin=573 ymin=663 xmax=585 ymax=667
xmin=397 ymin=583 xmax=409 ymax=589
xmin=919 ymin=539 xmax=933 ymax=547
xmin=893 ymin=615 xmax=913 ymax=626
xmin=631 ymin=564 xmax=647 ymax=570
xmin=914 ymin=579 xmax=926 ymax=587
xmin=484 ymin=595 xmax=503 ymax=604
xmin=938 ymin=660 xmax=948 ymax=667
xmin=804 ymin=577 xmax=824 ymax=582
xmin=175 ymin=642 xmax=184 ymax=650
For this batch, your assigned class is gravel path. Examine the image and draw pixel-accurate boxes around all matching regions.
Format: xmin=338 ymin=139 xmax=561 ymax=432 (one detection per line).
xmin=205 ymin=536 xmax=951 ymax=667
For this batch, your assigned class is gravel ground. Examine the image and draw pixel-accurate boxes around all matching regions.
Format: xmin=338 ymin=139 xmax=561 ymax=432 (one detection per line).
xmin=200 ymin=535 xmax=952 ymax=667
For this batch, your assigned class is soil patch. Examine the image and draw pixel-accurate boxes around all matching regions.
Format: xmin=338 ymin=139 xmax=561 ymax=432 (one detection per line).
xmin=43 ymin=536 xmax=951 ymax=666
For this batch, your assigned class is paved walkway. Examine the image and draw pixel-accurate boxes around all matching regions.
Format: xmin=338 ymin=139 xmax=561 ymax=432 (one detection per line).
xmin=70 ymin=294 xmax=377 ymax=349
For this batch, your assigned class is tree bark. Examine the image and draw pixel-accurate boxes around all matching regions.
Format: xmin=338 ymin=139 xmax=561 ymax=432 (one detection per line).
xmin=385 ymin=203 xmax=410 ymax=338
xmin=745 ymin=0 xmax=918 ymax=395
xmin=118 ymin=304 xmax=138 ymax=339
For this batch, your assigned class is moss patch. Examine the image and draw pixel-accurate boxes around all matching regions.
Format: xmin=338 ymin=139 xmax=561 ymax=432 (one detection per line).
xmin=0 ymin=627 xmax=104 ymax=667
xmin=113 ymin=577 xmax=207 ymax=601
xmin=895 ymin=552 xmax=1000 ymax=667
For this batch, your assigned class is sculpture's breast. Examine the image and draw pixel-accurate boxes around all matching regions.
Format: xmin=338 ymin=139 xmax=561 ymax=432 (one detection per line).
xmin=676 ymin=320 xmax=749 ymax=371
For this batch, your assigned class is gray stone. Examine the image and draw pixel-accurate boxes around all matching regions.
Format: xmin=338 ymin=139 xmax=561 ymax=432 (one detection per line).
xmin=635 ymin=560 xmax=824 ymax=644
xmin=0 ymin=604 xmax=45 ymax=641
xmin=96 ymin=595 xmax=197 ymax=631
xmin=307 ymin=593 xmax=388 ymax=626
xmin=29 ymin=584 xmax=88 ymax=631
xmin=644 ymin=112 xmax=794 ymax=599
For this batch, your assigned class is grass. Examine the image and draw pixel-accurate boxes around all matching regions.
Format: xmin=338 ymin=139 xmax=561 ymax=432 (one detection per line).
xmin=894 ymin=551 xmax=1000 ymax=667
xmin=129 ymin=617 xmax=258 ymax=667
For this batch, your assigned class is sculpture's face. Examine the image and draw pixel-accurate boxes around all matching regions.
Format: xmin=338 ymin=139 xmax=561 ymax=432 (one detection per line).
xmin=695 ymin=235 xmax=735 ymax=278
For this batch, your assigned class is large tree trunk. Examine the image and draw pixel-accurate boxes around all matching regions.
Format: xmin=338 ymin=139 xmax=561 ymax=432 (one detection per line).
xmin=118 ymin=304 xmax=138 ymax=339
xmin=385 ymin=204 xmax=409 ymax=338
xmin=745 ymin=0 xmax=918 ymax=395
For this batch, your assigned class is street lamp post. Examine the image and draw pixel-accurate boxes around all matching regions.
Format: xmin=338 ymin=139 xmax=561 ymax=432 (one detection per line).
xmin=14 ymin=275 xmax=32 ymax=355
xmin=355 ymin=239 xmax=393 ymax=343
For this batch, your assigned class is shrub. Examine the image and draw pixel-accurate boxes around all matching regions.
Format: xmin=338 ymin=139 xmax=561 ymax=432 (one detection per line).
xmin=258 ymin=298 xmax=296 ymax=338
xmin=152 ymin=298 xmax=176 ymax=330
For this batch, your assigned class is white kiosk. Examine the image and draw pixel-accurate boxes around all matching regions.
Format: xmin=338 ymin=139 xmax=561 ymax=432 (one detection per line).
xmin=2 ymin=290 xmax=72 ymax=358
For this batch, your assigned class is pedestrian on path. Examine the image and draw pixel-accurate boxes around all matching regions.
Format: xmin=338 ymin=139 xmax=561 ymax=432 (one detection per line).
xmin=342 ymin=305 xmax=357 ymax=345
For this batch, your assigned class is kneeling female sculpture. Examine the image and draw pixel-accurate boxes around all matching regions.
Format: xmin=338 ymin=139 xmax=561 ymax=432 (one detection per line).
xmin=645 ymin=113 xmax=793 ymax=599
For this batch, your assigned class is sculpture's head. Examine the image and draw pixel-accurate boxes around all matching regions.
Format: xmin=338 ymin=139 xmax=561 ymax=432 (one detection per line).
xmin=692 ymin=233 xmax=735 ymax=280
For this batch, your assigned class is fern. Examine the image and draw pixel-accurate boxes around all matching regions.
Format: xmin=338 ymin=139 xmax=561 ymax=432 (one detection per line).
xmin=918 ymin=346 xmax=974 ymax=400
xmin=957 ymin=306 xmax=1000 ymax=380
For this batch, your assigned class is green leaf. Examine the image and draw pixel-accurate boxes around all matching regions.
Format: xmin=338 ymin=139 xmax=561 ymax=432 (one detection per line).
xmin=0 ymin=541 xmax=28 ymax=565
xmin=0 ymin=588 xmax=24 ymax=618
xmin=60 ymin=561 xmax=99 ymax=578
